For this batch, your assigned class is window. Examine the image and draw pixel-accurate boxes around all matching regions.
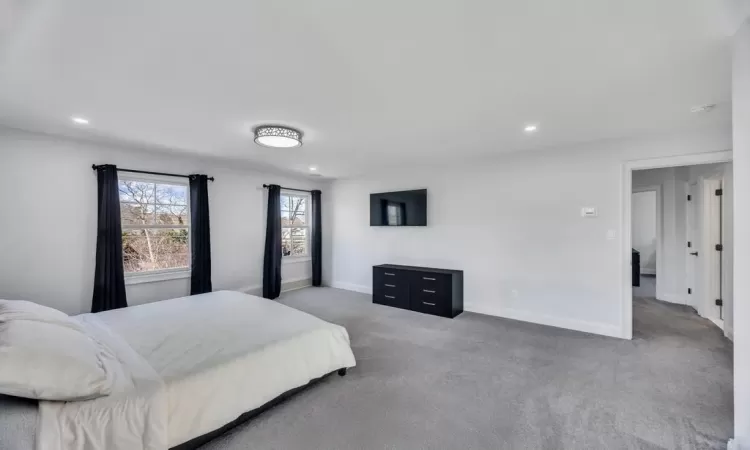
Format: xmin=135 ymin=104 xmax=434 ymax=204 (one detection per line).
xmin=118 ymin=178 xmax=190 ymax=275
xmin=280 ymin=191 xmax=309 ymax=258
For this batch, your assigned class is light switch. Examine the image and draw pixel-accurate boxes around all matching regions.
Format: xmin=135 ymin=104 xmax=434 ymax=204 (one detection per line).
xmin=606 ymin=229 xmax=617 ymax=240
xmin=581 ymin=207 xmax=598 ymax=218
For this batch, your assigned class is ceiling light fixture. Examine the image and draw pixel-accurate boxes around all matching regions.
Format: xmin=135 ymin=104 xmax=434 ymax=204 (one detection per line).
xmin=309 ymin=166 xmax=318 ymax=171
xmin=71 ymin=116 xmax=90 ymax=125
xmin=254 ymin=125 xmax=302 ymax=148
xmin=524 ymin=124 xmax=538 ymax=133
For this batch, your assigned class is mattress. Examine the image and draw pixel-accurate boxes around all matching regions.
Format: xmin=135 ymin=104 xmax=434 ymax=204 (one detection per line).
xmin=1 ymin=291 xmax=356 ymax=450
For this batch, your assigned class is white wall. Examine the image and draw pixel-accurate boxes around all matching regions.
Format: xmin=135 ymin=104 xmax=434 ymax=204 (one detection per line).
xmin=329 ymin=126 xmax=730 ymax=338
xmin=0 ymin=128 xmax=327 ymax=314
xmin=631 ymin=191 xmax=657 ymax=274
xmin=732 ymin=17 xmax=750 ymax=450
xmin=632 ymin=167 xmax=684 ymax=303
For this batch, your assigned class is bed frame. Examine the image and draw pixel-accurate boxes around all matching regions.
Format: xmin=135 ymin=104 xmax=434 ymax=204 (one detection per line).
xmin=171 ymin=368 xmax=347 ymax=450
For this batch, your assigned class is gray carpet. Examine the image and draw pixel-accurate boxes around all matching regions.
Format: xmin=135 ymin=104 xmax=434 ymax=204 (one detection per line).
xmin=202 ymin=287 xmax=733 ymax=450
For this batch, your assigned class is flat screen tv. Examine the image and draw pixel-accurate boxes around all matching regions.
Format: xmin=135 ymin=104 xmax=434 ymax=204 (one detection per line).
xmin=370 ymin=189 xmax=427 ymax=226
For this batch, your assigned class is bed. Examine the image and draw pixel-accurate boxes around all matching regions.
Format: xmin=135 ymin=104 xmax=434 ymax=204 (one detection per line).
xmin=0 ymin=290 xmax=356 ymax=450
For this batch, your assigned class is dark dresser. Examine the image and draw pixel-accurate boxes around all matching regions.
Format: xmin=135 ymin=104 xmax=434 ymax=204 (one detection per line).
xmin=372 ymin=264 xmax=463 ymax=318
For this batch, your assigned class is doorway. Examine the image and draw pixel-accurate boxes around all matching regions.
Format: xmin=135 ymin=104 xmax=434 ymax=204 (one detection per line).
xmin=631 ymin=188 xmax=659 ymax=299
xmin=621 ymin=151 xmax=733 ymax=340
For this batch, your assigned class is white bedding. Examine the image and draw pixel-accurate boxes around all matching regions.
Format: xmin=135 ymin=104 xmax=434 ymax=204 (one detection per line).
xmin=37 ymin=291 xmax=356 ymax=450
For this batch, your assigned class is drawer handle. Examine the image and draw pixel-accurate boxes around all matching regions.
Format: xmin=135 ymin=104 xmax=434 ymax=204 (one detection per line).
xmin=384 ymin=272 xmax=395 ymax=276
xmin=385 ymin=295 xmax=396 ymax=299
xmin=385 ymin=284 xmax=396 ymax=287
xmin=422 ymin=302 xmax=436 ymax=306
xmin=423 ymin=277 xmax=436 ymax=281
xmin=423 ymin=289 xmax=436 ymax=293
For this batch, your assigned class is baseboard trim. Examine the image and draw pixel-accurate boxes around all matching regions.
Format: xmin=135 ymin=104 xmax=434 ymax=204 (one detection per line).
xmin=468 ymin=304 xmax=624 ymax=339
xmin=331 ymin=281 xmax=622 ymax=338
xmin=239 ymin=277 xmax=312 ymax=297
xmin=709 ymin=317 xmax=725 ymax=331
xmin=725 ymin=326 xmax=734 ymax=342
xmin=658 ymin=293 xmax=686 ymax=305
xmin=330 ymin=281 xmax=372 ymax=295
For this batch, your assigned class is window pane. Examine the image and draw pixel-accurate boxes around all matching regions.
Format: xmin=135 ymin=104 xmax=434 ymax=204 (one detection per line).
xmin=280 ymin=195 xmax=291 ymax=211
xmin=121 ymin=203 xmax=156 ymax=226
xmin=288 ymin=196 xmax=306 ymax=213
xmin=119 ymin=180 xmax=155 ymax=204
xmin=122 ymin=228 xmax=189 ymax=273
xmin=281 ymin=211 xmax=291 ymax=226
xmin=155 ymin=184 xmax=188 ymax=206
xmin=289 ymin=211 xmax=306 ymax=225
xmin=155 ymin=204 xmax=189 ymax=225
xmin=281 ymin=228 xmax=292 ymax=256
xmin=291 ymin=227 xmax=307 ymax=256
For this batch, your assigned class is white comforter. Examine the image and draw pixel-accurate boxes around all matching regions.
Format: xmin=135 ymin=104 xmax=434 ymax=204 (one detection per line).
xmin=37 ymin=291 xmax=356 ymax=450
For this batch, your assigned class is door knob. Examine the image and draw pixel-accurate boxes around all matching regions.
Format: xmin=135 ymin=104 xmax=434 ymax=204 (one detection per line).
xmin=690 ymin=252 xmax=699 ymax=256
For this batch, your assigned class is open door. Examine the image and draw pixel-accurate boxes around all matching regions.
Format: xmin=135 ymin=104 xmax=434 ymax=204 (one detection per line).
xmin=686 ymin=182 xmax=700 ymax=312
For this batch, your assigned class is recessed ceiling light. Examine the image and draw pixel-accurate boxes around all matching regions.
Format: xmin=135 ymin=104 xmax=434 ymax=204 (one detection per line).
xmin=254 ymin=125 xmax=302 ymax=148
xmin=524 ymin=124 xmax=538 ymax=133
xmin=309 ymin=166 xmax=318 ymax=171
xmin=71 ymin=116 xmax=90 ymax=125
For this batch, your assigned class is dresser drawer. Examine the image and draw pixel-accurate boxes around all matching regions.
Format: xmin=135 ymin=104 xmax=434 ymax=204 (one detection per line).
xmin=413 ymin=272 xmax=451 ymax=295
xmin=374 ymin=267 xmax=405 ymax=286
xmin=410 ymin=289 xmax=451 ymax=317
xmin=373 ymin=291 xmax=410 ymax=310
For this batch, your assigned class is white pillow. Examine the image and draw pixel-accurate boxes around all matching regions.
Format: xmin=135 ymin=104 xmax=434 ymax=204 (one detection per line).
xmin=0 ymin=300 xmax=72 ymax=325
xmin=0 ymin=306 xmax=116 ymax=401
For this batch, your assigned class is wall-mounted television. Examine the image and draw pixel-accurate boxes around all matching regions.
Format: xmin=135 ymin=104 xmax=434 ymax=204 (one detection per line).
xmin=370 ymin=189 xmax=427 ymax=226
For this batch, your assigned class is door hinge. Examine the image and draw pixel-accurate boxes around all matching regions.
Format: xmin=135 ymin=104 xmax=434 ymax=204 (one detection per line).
xmin=687 ymin=241 xmax=692 ymax=248
xmin=715 ymin=299 xmax=723 ymax=306
xmin=716 ymin=244 xmax=723 ymax=251
xmin=688 ymin=288 xmax=692 ymax=294
xmin=715 ymin=189 xmax=723 ymax=196
xmin=687 ymin=194 xmax=692 ymax=201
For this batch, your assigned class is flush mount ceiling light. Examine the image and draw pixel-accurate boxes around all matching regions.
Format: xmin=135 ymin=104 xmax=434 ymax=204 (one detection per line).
xmin=254 ymin=125 xmax=302 ymax=148
xmin=71 ymin=116 xmax=90 ymax=125
xmin=524 ymin=124 xmax=538 ymax=133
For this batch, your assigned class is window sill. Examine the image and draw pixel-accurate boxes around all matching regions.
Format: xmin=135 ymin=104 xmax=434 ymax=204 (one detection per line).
xmin=125 ymin=270 xmax=191 ymax=285
xmin=282 ymin=256 xmax=311 ymax=265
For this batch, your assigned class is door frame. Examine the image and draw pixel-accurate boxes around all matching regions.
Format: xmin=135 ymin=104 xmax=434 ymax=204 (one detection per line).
xmin=620 ymin=150 xmax=732 ymax=339
xmin=631 ymin=186 xmax=662 ymax=298
xmin=686 ymin=181 xmax=700 ymax=311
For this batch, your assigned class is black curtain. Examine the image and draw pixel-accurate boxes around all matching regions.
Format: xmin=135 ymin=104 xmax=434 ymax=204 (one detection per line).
xmin=311 ymin=190 xmax=322 ymax=286
xmin=92 ymin=165 xmax=127 ymax=313
xmin=263 ymin=185 xmax=282 ymax=299
xmin=189 ymin=175 xmax=212 ymax=295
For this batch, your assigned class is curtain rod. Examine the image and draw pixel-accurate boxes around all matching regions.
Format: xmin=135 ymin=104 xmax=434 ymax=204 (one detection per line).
xmin=91 ymin=165 xmax=214 ymax=182
xmin=262 ymin=184 xmax=313 ymax=193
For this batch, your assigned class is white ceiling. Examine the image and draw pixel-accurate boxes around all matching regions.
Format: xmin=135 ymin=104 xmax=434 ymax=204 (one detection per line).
xmin=0 ymin=0 xmax=736 ymax=178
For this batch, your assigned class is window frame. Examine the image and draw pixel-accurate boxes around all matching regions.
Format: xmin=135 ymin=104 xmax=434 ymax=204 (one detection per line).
xmin=117 ymin=173 xmax=192 ymax=283
xmin=280 ymin=190 xmax=311 ymax=262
